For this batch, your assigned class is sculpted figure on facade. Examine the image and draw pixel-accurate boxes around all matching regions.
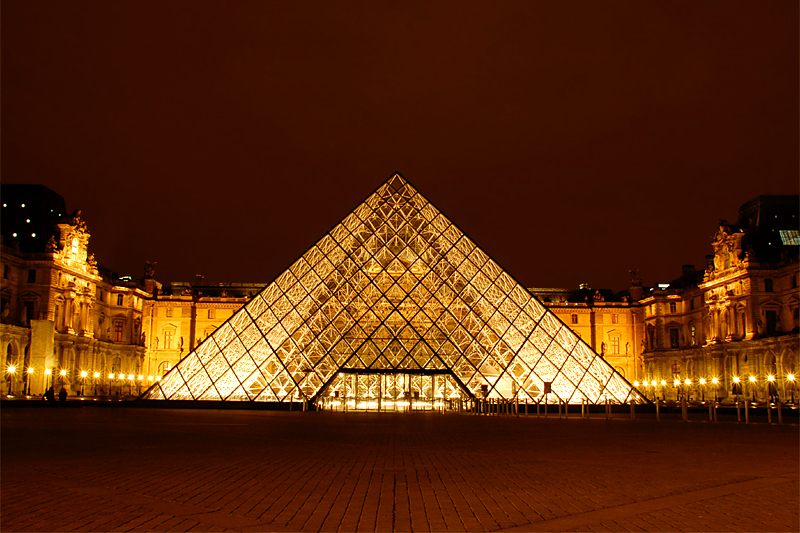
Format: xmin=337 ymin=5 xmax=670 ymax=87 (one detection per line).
xmin=46 ymin=235 xmax=58 ymax=252
xmin=144 ymin=261 xmax=156 ymax=279
xmin=628 ymin=269 xmax=642 ymax=286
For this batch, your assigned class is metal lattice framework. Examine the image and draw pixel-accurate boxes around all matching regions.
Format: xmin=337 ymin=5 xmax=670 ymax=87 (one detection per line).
xmin=142 ymin=173 xmax=643 ymax=405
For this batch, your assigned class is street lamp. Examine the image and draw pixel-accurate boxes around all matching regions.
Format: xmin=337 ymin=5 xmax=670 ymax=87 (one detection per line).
xmin=44 ymin=368 xmax=52 ymax=390
xmin=788 ymin=374 xmax=796 ymax=404
xmin=711 ymin=377 xmax=719 ymax=402
xmin=136 ymin=375 xmax=143 ymax=395
xmin=93 ymin=372 xmax=100 ymax=395
xmin=6 ymin=365 xmax=16 ymax=395
xmin=749 ymin=375 xmax=757 ymax=403
xmin=80 ymin=371 xmax=87 ymax=396
xmin=699 ymin=378 xmax=706 ymax=402
xmin=684 ymin=378 xmax=692 ymax=402
xmin=108 ymin=373 xmax=115 ymax=396
xmin=59 ymin=369 xmax=67 ymax=391
xmin=767 ymin=374 xmax=777 ymax=403
xmin=127 ymin=374 xmax=134 ymax=395
xmin=26 ymin=367 xmax=34 ymax=395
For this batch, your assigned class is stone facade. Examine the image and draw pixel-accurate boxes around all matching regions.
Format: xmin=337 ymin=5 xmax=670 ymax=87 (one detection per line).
xmin=2 ymin=186 xmax=797 ymax=402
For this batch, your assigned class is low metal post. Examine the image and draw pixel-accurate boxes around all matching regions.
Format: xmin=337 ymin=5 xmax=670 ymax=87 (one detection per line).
xmin=744 ymin=401 xmax=750 ymax=424
xmin=655 ymin=399 xmax=660 ymax=421
xmin=544 ymin=397 xmax=548 ymax=418
xmin=630 ymin=400 xmax=635 ymax=420
xmin=605 ymin=397 xmax=610 ymax=421
xmin=777 ymin=401 xmax=783 ymax=425
xmin=767 ymin=403 xmax=772 ymax=424
xmin=708 ymin=402 xmax=713 ymax=422
xmin=536 ymin=399 xmax=540 ymax=418
xmin=681 ymin=398 xmax=688 ymax=422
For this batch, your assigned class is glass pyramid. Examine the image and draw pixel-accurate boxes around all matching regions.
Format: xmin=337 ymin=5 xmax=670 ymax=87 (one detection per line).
xmin=142 ymin=173 xmax=643 ymax=405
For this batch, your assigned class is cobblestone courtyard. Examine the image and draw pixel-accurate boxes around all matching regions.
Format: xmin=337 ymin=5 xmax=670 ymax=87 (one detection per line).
xmin=2 ymin=407 xmax=798 ymax=532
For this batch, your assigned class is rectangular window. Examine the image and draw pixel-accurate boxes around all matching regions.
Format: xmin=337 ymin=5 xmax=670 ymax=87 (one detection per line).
xmin=116 ymin=294 xmax=124 ymax=306
xmin=208 ymin=308 xmax=215 ymax=319
xmin=765 ymin=310 xmax=777 ymax=335
xmin=166 ymin=307 xmax=173 ymax=318
xmin=690 ymin=324 xmax=696 ymax=346
xmin=164 ymin=331 xmax=173 ymax=349
xmin=114 ymin=322 xmax=123 ymax=342
xmin=669 ymin=328 xmax=680 ymax=348
xmin=669 ymin=302 xmax=677 ymax=313
xmin=764 ymin=279 xmax=774 ymax=292
xmin=611 ymin=337 xmax=620 ymax=354
xmin=571 ymin=314 xmax=578 ymax=324
xmin=690 ymin=298 xmax=695 ymax=310
xmin=611 ymin=314 xmax=618 ymax=324
xmin=27 ymin=269 xmax=36 ymax=283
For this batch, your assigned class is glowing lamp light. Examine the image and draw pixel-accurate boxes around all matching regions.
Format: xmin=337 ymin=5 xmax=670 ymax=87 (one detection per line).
xmin=673 ymin=379 xmax=681 ymax=387
xmin=45 ymin=369 xmax=52 ymax=376
xmin=733 ymin=376 xmax=740 ymax=383
xmin=148 ymin=376 xmax=153 ymax=381
xmin=155 ymin=376 xmax=161 ymax=381
xmin=80 ymin=371 xmax=88 ymax=378
xmin=127 ymin=374 xmax=134 ymax=380
xmin=109 ymin=373 xmax=115 ymax=379
xmin=93 ymin=372 xmax=100 ymax=378
xmin=59 ymin=369 xmax=67 ymax=376
xmin=749 ymin=376 xmax=756 ymax=383
xmin=660 ymin=380 xmax=666 ymax=386
xmin=137 ymin=375 xmax=143 ymax=381
xmin=27 ymin=367 xmax=34 ymax=374
xmin=7 ymin=365 xmax=16 ymax=374
xmin=789 ymin=374 xmax=796 ymax=381
xmin=767 ymin=375 xmax=775 ymax=382
xmin=684 ymin=379 xmax=692 ymax=386
xmin=712 ymin=378 xmax=719 ymax=385
xmin=633 ymin=381 xmax=639 ymax=387
xmin=699 ymin=378 xmax=706 ymax=385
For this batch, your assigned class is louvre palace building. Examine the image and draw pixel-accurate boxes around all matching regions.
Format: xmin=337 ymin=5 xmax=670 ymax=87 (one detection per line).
xmin=1 ymin=178 xmax=797 ymax=408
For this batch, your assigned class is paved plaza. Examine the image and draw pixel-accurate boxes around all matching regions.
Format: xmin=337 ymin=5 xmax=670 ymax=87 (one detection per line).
xmin=1 ymin=406 xmax=798 ymax=532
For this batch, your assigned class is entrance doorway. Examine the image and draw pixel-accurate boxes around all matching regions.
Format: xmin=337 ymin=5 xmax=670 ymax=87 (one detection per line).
xmin=318 ymin=370 xmax=472 ymax=412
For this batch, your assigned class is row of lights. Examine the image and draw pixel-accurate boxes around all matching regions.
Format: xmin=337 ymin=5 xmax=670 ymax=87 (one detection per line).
xmin=6 ymin=366 xmax=161 ymax=382
xmin=633 ymin=374 xmax=796 ymax=388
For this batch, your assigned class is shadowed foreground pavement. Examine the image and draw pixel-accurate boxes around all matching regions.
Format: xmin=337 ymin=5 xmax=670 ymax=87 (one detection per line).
xmin=2 ymin=407 xmax=798 ymax=532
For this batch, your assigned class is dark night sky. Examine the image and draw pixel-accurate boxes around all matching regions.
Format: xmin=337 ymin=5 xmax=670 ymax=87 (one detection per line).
xmin=3 ymin=1 xmax=798 ymax=291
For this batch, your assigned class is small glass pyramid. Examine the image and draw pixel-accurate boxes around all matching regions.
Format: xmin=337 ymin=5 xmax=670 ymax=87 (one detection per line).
xmin=142 ymin=174 xmax=643 ymax=406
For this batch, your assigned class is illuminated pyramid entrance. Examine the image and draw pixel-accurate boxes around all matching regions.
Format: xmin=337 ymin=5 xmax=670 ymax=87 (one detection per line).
xmin=142 ymin=173 xmax=643 ymax=408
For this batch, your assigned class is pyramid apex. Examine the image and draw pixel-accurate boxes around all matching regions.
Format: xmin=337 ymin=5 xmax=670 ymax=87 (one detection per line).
xmin=386 ymin=172 xmax=408 ymax=192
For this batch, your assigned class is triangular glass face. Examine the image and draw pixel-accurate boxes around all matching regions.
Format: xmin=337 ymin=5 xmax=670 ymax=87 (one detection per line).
xmin=143 ymin=173 xmax=643 ymax=405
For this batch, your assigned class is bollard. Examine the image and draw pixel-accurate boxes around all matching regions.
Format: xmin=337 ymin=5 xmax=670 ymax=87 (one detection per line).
xmin=536 ymin=400 xmax=540 ymax=418
xmin=525 ymin=399 xmax=528 ymax=417
xmin=630 ymin=400 xmax=635 ymax=420
xmin=737 ymin=401 xmax=741 ymax=423
xmin=655 ymin=399 xmax=660 ymax=421
xmin=708 ymin=402 xmax=713 ymax=422
xmin=681 ymin=398 xmax=688 ymax=422
xmin=745 ymin=401 xmax=750 ymax=424
xmin=777 ymin=401 xmax=783 ymax=424
xmin=768 ymin=403 xmax=772 ymax=424
xmin=713 ymin=401 xmax=718 ymax=422
xmin=545 ymin=397 xmax=548 ymax=418
xmin=605 ymin=397 xmax=610 ymax=421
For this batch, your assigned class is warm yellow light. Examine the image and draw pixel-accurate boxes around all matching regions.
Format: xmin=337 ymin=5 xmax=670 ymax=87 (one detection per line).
xmin=684 ymin=379 xmax=692 ymax=386
xmin=633 ymin=381 xmax=639 ymax=387
xmin=80 ymin=371 xmax=88 ymax=378
xmin=674 ymin=379 xmax=680 ymax=386
xmin=712 ymin=378 xmax=719 ymax=385
xmin=148 ymin=375 xmax=153 ymax=381
xmin=137 ymin=375 xmax=143 ymax=381
xmin=789 ymin=374 xmax=796 ymax=381
xmin=45 ymin=368 xmax=52 ymax=375
xmin=699 ymin=378 xmax=706 ymax=385
xmin=128 ymin=374 xmax=134 ymax=380
xmin=27 ymin=367 xmax=34 ymax=374
xmin=156 ymin=376 xmax=161 ymax=381
xmin=93 ymin=372 xmax=100 ymax=378
xmin=59 ymin=369 xmax=67 ymax=376
xmin=749 ymin=376 xmax=756 ymax=383
xmin=767 ymin=375 xmax=775 ymax=382
xmin=109 ymin=373 xmax=115 ymax=379
xmin=733 ymin=376 xmax=740 ymax=383
xmin=660 ymin=380 xmax=666 ymax=386
xmin=7 ymin=365 xmax=16 ymax=374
